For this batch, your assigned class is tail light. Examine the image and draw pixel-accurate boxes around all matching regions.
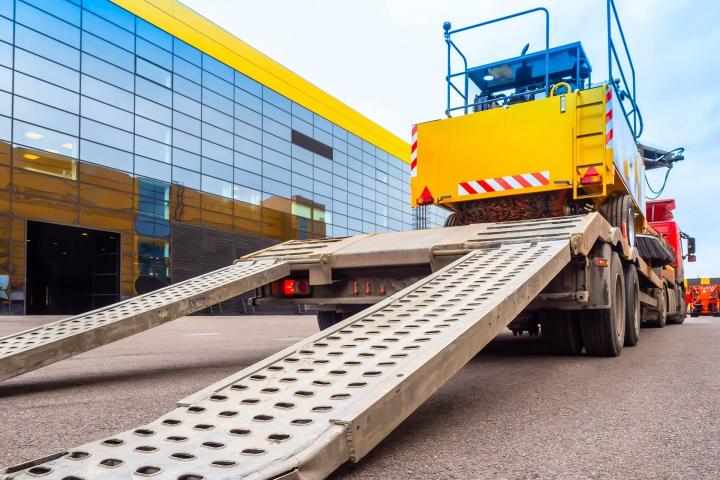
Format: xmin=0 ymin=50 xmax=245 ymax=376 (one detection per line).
xmin=272 ymin=279 xmax=310 ymax=297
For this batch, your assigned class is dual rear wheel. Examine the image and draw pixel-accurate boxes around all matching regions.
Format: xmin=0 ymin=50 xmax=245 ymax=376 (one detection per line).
xmin=542 ymin=251 xmax=634 ymax=357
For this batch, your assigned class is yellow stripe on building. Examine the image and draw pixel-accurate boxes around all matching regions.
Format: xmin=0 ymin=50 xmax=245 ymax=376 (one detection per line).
xmin=111 ymin=0 xmax=410 ymax=162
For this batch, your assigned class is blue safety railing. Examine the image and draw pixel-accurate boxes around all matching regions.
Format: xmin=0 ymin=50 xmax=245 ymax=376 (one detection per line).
xmin=443 ymin=7 xmax=550 ymax=117
xmin=442 ymin=0 xmax=643 ymax=139
xmin=607 ymin=0 xmax=643 ymax=138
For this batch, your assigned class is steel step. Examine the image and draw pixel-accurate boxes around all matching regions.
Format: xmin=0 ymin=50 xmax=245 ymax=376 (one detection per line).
xmin=2 ymin=239 xmax=570 ymax=480
xmin=0 ymin=259 xmax=291 ymax=383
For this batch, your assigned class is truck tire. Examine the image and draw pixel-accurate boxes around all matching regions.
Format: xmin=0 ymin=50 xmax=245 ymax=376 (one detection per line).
xmin=646 ymin=287 xmax=667 ymax=327
xmin=602 ymin=194 xmax=636 ymax=248
xmin=541 ymin=311 xmax=583 ymax=355
xmin=317 ymin=311 xmax=345 ymax=330
xmin=668 ymin=287 xmax=686 ymax=324
xmin=580 ymin=252 xmax=625 ymax=356
xmin=623 ymin=263 xmax=641 ymax=346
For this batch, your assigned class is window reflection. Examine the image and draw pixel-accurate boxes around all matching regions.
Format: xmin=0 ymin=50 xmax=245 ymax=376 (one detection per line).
xmin=13 ymin=145 xmax=77 ymax=180
xmin=13 ymin=120 xmax=78 ymax=159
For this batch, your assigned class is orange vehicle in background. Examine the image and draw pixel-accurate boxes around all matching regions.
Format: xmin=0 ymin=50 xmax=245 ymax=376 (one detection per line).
xmin=688 ymin=282 xmax=720 ymax=316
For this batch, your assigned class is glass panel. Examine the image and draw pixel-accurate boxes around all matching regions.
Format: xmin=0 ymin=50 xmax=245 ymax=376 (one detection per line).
xmin=136 ymin=77 xmax=171 ymax=107
xmin=136 ymin=57 xmax=171 ymax=88
xmin=0 ymin=91 xmax=8 ymax=117
xmin=13 ymin=145 xmax=77 ymax=180
xmin=235 ymin=71 xmax=262 ymax=96
xmin=172 ymin=147 xmax=200 ymax=171
xmin=263 ymin=117 xmax=291 ymax=141
xmin=234 ymin=151 xmax=261 ymax=172
xmin=233 ymin=185 xmax=261 ymax=205
xmin=136 ymin=117 xmax=171 ymax=145
xmin=234 ymin=119 xmax=261 ymax=143
xmin=81 ymin=96 xmax=133 ymax=132
xmin=81 ymin=74 xmax=133 ymax=112
xmin=82 ymin=31 xmax=133 ymax=72
xmin=263 ymin=102 xmax=291 ymax=126
xmin=202 ymin=88 xmax=233 ymax=115
xmin=201 ymin=175 xmax=232 ymax=198
xmin=202 ymin=157 xmax=233 ymax=179
xmin=174 ymin=57 xmax=201 ymax=84
xmin=16 ymin=1 xmax=80 ymax=47
xmin=81 ymin=118 xmax=133 ymax=151
xmin=135 ymin=155 xmax=171 ymax=181
xmin=136 ymin=37 xmax=172 ymax=70
xmin=263 ymin=87 xmax=291 ymax=112
xmin=235 ymin=87 xmax=262 ymax=112
xmin=201 ymin=139 xmax=232 ymax=162
xmin=80 ymin=139 xmax=133 ymax=172
xmin=137 ymin=238 xmax=170 ymax=282
xmin=82 ymin=10 xmax=134 ymax=51
xmin=13 ymin=97 xmax=79 ymax=136
xmin=13 ymin=120 xmax=78 ymax=158
xmin=174 ymin=74 xmax=201 ymax=101
xmin=262 ymin=178 xmax=291 ymax=198
xmin=174 ymin=38 xmax=201 ymax=66
xmin=83 ymin=0 xmax=135 ymax=31
xmin=14 ymin=48 xmax=79 ymax=91
xmin=264 ymin=163 xmax=291 ymax=184
xmin=292 ymin=102 xmax=313 ymax=123
xmin=0 ymin=0 xmax=13 ymax=20
xmin=202 ymin=105 xmax=233 ymax=131
xmin=0 ymin=66 xmax=10 ymax=93
xmin=136 ymin=18 xmax=172 ymax=50
xmin=136 ymin=97 xmax=172 ymax=125
xmin=202 ymin=54 xmax=233 ymax=82
xmin=0 ymin=42 xmax=10 ymax=69
xmin=235 ymin=137 xmax=261 ymax=159
xmin=135 ymin=136 xmax=171 ymax=163
xmin=235 ymin=103 xmax=262 ymax=128
xmin=172 ymin=129 xmax=200 ymax=154
xmin=14 ymin=72 xmax=79 ymax=114
xmin=172 ymin=112 xmax=201 ymax=137
xmin=234 ymin=168 xmax=261 ymax=189
xmin=172 ymin=166 xmax=200 ymax=189
xmin=202 ymin=123 xmax=232 ymax=148
xmin=202 ymin=70 xmax=233 ymax=99
xmin=173 ymin=92 xmax=201 ymax=118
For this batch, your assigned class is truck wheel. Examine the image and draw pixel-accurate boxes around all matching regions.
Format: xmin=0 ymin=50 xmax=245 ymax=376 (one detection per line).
xmin=602 ymin=194 xmax=636 ymax=248
xmin=623 ymin=263 xmax=640 ymax=346
xmin=580 ymin=252 xmax=625 ymax=356
xmin=317 ymin=311 xmax=345 ymax=330
xmin=541 ymin=311 xmax=583 ymax=355
xmin=646 ymin=287 xmax=667 ymax=327
xmin=668 ymin=289 xmax=686 ymax=324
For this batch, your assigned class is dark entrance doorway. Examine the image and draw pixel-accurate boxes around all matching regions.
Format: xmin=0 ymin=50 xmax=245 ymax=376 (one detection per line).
xmin=26 ymin=221 xmax=120 ymax=315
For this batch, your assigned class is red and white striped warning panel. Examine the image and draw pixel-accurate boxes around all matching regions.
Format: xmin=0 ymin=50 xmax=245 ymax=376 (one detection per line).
xmin=458 ymin=170 xmax=550 ymax=196
xmin=605 ymin=86 xmax=613 ymax=146
xmin=410 ymin=124 xmax=418 ymax=177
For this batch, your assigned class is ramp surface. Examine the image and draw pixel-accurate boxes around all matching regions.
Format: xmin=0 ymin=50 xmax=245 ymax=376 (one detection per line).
xmin=2 ymin=239 xmax=570 ymax=480
xmin=0 ymin=260 xmax=290 ymax=383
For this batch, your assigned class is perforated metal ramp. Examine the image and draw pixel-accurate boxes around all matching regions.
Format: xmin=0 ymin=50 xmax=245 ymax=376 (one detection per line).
xmin=2 ymin=239 xmax=570 ymax=480
xmin=0 ymin=260 xmax=290 ymax=383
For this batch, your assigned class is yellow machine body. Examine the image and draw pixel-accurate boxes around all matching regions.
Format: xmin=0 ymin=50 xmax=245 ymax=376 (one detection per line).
xmin=411 ymin=84 xmax=645 ymax=224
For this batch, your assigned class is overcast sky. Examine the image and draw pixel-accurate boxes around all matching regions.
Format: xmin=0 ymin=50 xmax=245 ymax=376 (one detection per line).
xmin=181 ymin=0 xmax=719 ymax=278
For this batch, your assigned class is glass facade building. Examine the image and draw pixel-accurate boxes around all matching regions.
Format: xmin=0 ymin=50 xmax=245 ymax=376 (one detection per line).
xmin=0 ymin=0 xmax=447 ymax=314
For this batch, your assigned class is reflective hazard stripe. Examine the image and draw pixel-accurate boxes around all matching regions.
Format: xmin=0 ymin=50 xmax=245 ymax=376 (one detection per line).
xmin=458 ymin=171 xmax=550 ymax=196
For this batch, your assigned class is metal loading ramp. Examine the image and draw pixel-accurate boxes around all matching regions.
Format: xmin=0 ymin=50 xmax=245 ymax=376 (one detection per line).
xmin=0 ymin=259 xmax=291 ymax=383
xmin=2 ymin=239 xmax=570 ymax=480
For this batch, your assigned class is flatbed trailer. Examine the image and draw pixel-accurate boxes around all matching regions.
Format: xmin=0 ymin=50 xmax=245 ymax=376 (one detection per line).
xmin=0 ymin=2 xmax=693 ymax=479
xmin=0 ymin=213 xmax=674 ymax=480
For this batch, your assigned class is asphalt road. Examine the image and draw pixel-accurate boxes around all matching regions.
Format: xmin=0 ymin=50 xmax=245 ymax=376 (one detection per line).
xmin=1 ymin=314 xmax=719 ymax=479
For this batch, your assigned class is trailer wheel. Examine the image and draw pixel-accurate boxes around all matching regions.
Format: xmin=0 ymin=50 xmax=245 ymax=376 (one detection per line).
xmin=668 ymin=287 xmax=686 ymax=324
xmin=541 ymin=311 xmax=583 ymax=355
xmin=646 ymin=287 xmax=667 ymax=327
xmin=602 ymin=194 xmax=636 ymax=248
xmin=623 ymin=263 xmax=640 ymax=346
xmin=580 ymin=252 xmax=625 ymax=356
